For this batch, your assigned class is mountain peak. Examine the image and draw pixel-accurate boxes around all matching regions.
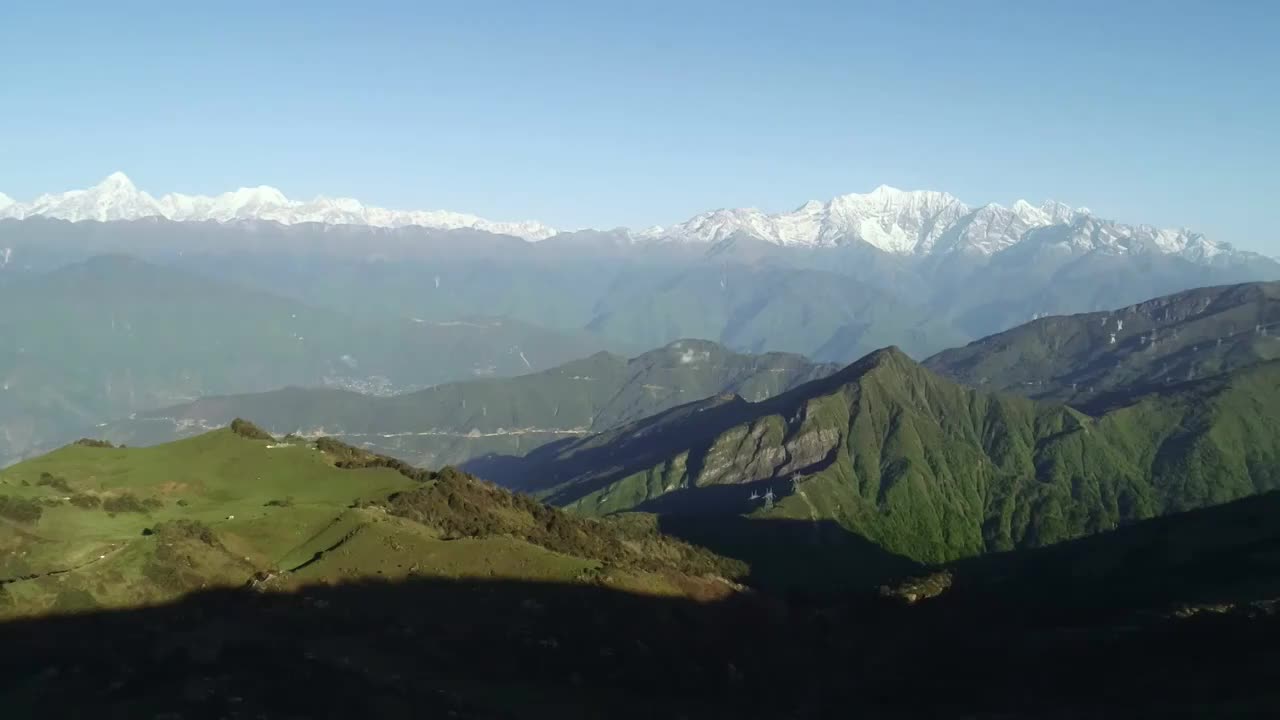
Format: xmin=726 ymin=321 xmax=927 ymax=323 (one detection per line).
xmin=825 ymin=345 xmax=919 ymax=386
xmin=228 ymin=185 xmax=289 ymax=206
xmin=96 ymin=172 xmax=136 ymax=192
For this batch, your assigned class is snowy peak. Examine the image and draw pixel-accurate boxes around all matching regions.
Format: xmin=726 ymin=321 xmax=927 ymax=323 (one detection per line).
xmin=642 ymin=186 xmax=972 ymax=252
xmin=98 ymin=171 xmax=136 ymax=191
xmin=634 ymin=188 xmax=1237 ymax=264
xmin=0 ymin=173 xmax=557 ymax=240
xmin=824 ymin=187 xmax=970 ymax=253
xmin=13 ymin=172 xmax=167 ymax=223
xmin=640 ymin=186 xmax=966 ymax=252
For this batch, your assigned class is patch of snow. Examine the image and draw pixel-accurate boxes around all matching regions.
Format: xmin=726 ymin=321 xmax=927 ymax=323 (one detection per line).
xmin=679 ymin=348 xmax=711 ymax=364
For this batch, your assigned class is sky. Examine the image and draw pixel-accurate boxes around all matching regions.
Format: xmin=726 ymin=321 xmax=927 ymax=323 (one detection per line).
xmin=1 ymin=0 xmax=1277 ymax=251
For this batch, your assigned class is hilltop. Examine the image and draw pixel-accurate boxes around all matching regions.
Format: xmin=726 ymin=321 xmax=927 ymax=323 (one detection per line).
xmin=0 ymin=424 xmax=742 ymax=618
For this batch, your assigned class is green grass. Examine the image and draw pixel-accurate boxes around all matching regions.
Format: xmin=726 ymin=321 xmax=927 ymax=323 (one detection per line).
xmin=0 ymin=430 xmax=418 ymax=605
xmin=0 ymin=426 xmax=746 ymax=618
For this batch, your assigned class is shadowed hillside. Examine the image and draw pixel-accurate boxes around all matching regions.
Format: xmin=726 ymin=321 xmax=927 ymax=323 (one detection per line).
xmin=3 ymin=573 xmax=1280 ymax=718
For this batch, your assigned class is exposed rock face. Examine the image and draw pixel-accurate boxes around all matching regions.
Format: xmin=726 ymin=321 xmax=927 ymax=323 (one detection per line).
xmin=878 ymin=570 xmax=954 ymax=604
xmin=689 ymin=396 xmax=845 ymax=491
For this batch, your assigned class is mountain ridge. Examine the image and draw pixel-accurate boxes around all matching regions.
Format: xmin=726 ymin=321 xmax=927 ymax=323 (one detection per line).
xmin=0 ymin=174 xmax=1260 ymax=263
xmin=490 ymin=340 xmax=1280 ymax=565
xmin=924 ymin=280 xmax=1280 ymax=403
xmin=0 ymin=172 xmax=558 ymax=241
xmin=91 ymin=338 xmax=838 ymax=468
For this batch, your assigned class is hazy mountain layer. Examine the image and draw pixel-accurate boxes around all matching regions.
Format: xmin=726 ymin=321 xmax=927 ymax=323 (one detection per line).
xmin=925 ymin=280 xmax=1280 ymax=404
xmin=0 ymin=255 xmax=624 ymax=466
xmin=6 ymin=218 xmax=1275 ymax=366
xmin=95 ymin=340 xmax=838 ymax=468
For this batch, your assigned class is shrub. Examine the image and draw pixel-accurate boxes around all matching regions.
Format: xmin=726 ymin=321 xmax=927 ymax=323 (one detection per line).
xmin=37 ymin=472 xmax=73 ymax=494
xmin=102 ymin=493 xmax=163 ymax=514
xmin=230 ymin=418 xmax=275 ymax=441
xmin=69 ymin=494 xmax=103 ymax=509
xmin=0 ymin=496 xmax=43 ymax=523
xmin=315 ymin=436 xmax=435 ymax=482
xmin=73 ymin=438 xmax=115 ymax=449
xmin=264 ymin=497 xmax=294 ymax=507
xmin=384 ymin=473 xmax=743 ymax=578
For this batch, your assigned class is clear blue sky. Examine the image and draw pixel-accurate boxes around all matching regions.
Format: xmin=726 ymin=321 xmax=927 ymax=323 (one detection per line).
xmin=1 ymin=0 xmax=1276 ymax=250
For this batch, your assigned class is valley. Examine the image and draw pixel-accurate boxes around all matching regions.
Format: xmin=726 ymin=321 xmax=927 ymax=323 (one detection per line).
xmin=3 ymin=271 xmax=1280 ymax=716
xmin=8 ymin=8 xmax=1280 ymax=717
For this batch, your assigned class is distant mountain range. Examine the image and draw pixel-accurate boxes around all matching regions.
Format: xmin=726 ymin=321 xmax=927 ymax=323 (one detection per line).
xmin=1 ymin=174 xmax=1268 ymax=264
xmin=4 ymin=213 xmax=1275 ymax=368
xmin=0 ymin=255 xmax=625 ymax=467
xmin=0 ymin=173 xmax=558 ymax=240
xmin=926 ymin=281 xmax=1280 ymax=404
xmin=62 ymin=281 xmax=1280 ymax=484
xmin=94 ymin=339 xmax=836 ymax=468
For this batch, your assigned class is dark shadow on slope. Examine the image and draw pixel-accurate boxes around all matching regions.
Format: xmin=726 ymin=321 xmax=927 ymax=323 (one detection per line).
xmin=654 ymin=514 xmax=922 ymax=594
xmin=946 ymin=491 xmax=1280 ymax=625
xmin=4 ymin=575 xmax=1280 ymax=719
xmin=459 ymin=437 xmax=577 ymax=487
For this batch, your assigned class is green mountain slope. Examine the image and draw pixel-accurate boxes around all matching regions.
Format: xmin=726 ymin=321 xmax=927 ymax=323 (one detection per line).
xmin=924 ymin=280 xmax=1280 ymax=403
xmin=0 ymin=255 xmax=627 ymax=466
xmin=0 ymin=425 xmax=742 ymax=618
xmin=497 ymin=347 xmax=1280 ymax=564
xmin=95 ymin=339 xmax=838 ymax=468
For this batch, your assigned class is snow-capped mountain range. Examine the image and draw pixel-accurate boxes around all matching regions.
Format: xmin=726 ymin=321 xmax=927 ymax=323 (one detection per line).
xmin=635 ymin=185 xmax=1234 ymax=261
xmin=0 ymin=172 xmax=558 ymax=241
xmin=0 ymin=174 xmax=1242 ymax=261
